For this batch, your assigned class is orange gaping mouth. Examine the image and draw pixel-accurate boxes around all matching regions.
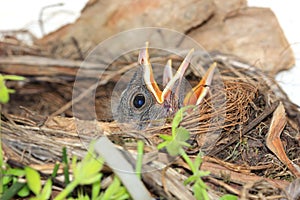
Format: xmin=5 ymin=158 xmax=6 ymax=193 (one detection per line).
xmin=139 ymin=42 xmax=216 ymax=108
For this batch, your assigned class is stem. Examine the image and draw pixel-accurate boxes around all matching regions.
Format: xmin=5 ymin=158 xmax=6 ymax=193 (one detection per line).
xmin=179 ymin=148 xmax=196 ymax=173
xmin=51 ymin=162 xmax=60 ymax=178
xmin=62 ymin=147 xmax=70 ymax=185
xmin=54 ymin=179 xmax=79 ymax=200
xmin=136 ymin=140 xmax=144 ymax=179
xmin=0 ymin=104 xmax=3 ymax=196
xmin=1 ymin=182 xmax=26 ymax=200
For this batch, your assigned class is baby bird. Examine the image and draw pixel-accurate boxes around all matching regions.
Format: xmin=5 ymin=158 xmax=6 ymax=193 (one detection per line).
xmin=116 ymin=42 xmax=216 ymax=129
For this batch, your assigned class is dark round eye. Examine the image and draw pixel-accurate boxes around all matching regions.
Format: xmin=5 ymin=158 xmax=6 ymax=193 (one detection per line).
xmin=133 ymin=94 xmax=145 ymax=108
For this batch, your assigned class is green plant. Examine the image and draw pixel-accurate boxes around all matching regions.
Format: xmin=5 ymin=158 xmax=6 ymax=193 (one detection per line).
xmin=0 ymin=74 xmax=25 ymax=104
xmin=183 ymin=152 xmax=210 ymax=200
xmin=1 ymin=161 xmax=55 ymax=200
xmin=99 ymin=176 xmax=129 ymax=200
xmin=157 ymin=106 xmax=193 ymax=156
xmin=1 ymin=167 xmax=29 ymax=200
xmin=54 ymin=143 xmax=104 ymax=200
xmin=70 ymin=176 xmax=129 ymax=200
xmin=55 ymin=142 xmax=130 ymax=200
xmin=62 ymin=147 xmax=70 ymax=188
xmin=219 ymin=194 xmax=238 ymax=200
xmin=136 ymin=140 xmax=144 ymax=179
xmin=158 ymin=106 xmax=211 ymax=199
xmin=25 ymin=167 xmax=52 ymax=200
xmin=158 ymin=106 xmax=238 ymax=200
xmin=0 ymin=74 xmax=25 ymax=198
xmin=1 ymin=140 xmax=132 ymax=199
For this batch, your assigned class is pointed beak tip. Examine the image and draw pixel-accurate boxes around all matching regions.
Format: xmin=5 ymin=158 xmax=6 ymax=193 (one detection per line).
xmin=185 ymin=48 xmax=194 ymax=62
xmin=189 ymin=48 xmax=195 ymax=55
xmin=145 ymin=41 xmax=149 ymax=47
xmin=138 ymin=42 xmax=150 ymax=65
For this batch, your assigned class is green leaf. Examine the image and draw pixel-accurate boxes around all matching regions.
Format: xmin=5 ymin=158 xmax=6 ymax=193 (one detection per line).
xmin=102 ymin=176 xmax=121 ymax=199
xmin=177 ymin=141 xmax=191 ymax=148
xmin=78 ymin=159 xmax=102 ymax=182
xmin=0 ymin=83 xmax=9 ymax=103
xmin=193 ymin=183 xmax=203 ymax=200
xmin=184 ymin=175 xmax=198 ymax=185
xmin=75 ymin=192 xmax=90 ymax=200
xmin=71 ymin=155 xmax=78 ymax=174
xmin=219 ymin=194 xmax=238 ymax=200
xmin=79 ymin=174 xmax=102 ymax=185
xmin=193 ymin=183 xmax=209 ymax=200
xmin=1 ymin=182 xmax=27 ymax=200
xmin=197 ymin=178 xmax=209 ymax=189
xmin=158 ymin=106 xmax=195 ymax=155
xmin=2 ymin=175 xmax=12 ymax=185
xmin=51 ymin=162 xmax=60 ymax=178
xmin=17 ymin=184 xmax=30 ymax=197
xmin=114 ymin=193 xmax=130 ymax=200
xmin=175 ymin=127 xmax=190 ymax=143
xmin=198 ymin=170 xmax=210 ymax=177
xmin=72 ymin=143 xmax=103 ymax=186
xmin=166 ymin=141 xmax=180 ymax=156
xmin=7 ymin=88 xmax=16 ymax=94
xmin=30 ymin=197 xmax=41 ymax=200
xmin=6 ymin=168 xmax=26 ymax=177
xmin=172 ymin=106 xmax=194 ymax=134
xmin=136 ymin=140 xmax=144 ymax=179
xmin=40 ymin=179 xmax=52 ymax=200
xmin=172 ymin=108 xmax=184 ymax=133
xmin=91 ymin=179 xmax=101 ymax=200
xmin=157 ymin=141 xmax=169 ymax=150
xmin=0 ymin=74 xmax=25 ymax=104
xmin=164 ymin=127 xmax=191 ymax=156
xmin=3 ymin=75 xmax=25 ymax=81
xmin=159 ymin=134 xmax=172 ymax=141
xmin=111 ymin=187 xmax=129 ymax=200
xmin=62 ymin=147 xmax=70 ymax=186
xmin=193 ymin=153 xmax=203 ymax=170
xmin=25 ymin=167 xmax=41 ymax=195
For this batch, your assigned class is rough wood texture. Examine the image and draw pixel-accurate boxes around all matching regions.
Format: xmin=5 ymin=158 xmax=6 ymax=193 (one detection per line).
xmin=38 ymin=0 xmax=215 ymax=52
xmin=0 ymin=55 xmax=104 ymax=77
xmin=36 ymin=0 xmax=294 ymax=73
xmin=188 ymin=7 xmax=294 ymax=74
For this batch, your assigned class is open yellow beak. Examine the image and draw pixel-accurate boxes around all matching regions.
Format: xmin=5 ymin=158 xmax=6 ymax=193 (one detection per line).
xmin=139 ymin=42 xmax=163 ymax=103
xmin=139 ymin=42 xmax=216 ymax=107
xmin=183 ymin=62 xmax=216 ymax=106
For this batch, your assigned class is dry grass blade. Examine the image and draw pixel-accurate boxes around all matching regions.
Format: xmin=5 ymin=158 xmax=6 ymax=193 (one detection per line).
xmin=266 ymin=102 xmax=300 ymax=178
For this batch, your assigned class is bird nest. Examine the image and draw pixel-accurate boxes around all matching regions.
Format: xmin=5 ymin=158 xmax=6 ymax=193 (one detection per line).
xmin=1 ymin=49 xmax=300 ymax=199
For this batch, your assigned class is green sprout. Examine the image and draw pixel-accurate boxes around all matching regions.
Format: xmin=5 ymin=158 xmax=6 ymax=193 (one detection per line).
xmin=0 ymin=74 xmax=25 ymax=104
xmin=158 ymin=106 xmax=239 ymax=200
xmin=25 ymin=167 xmax=52 ymax=200
xmin=157 ymin=106 xmax=211 ymax=200
xmin=54 ymin=143 xmax=104 ymax=200
xmin=157 ymin=106 xmax=193 ymax=156
xmin=136 ymin=140 xmax=144 ymax=179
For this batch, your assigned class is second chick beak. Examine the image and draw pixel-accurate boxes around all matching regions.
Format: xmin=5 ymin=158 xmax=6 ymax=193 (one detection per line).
xmin=140 ymin=42 xmax=216 ymax=113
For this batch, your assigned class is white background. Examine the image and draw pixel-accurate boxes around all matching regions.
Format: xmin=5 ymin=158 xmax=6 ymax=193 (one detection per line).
xmin=0 ymin=0 xmax=299 ymax=106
